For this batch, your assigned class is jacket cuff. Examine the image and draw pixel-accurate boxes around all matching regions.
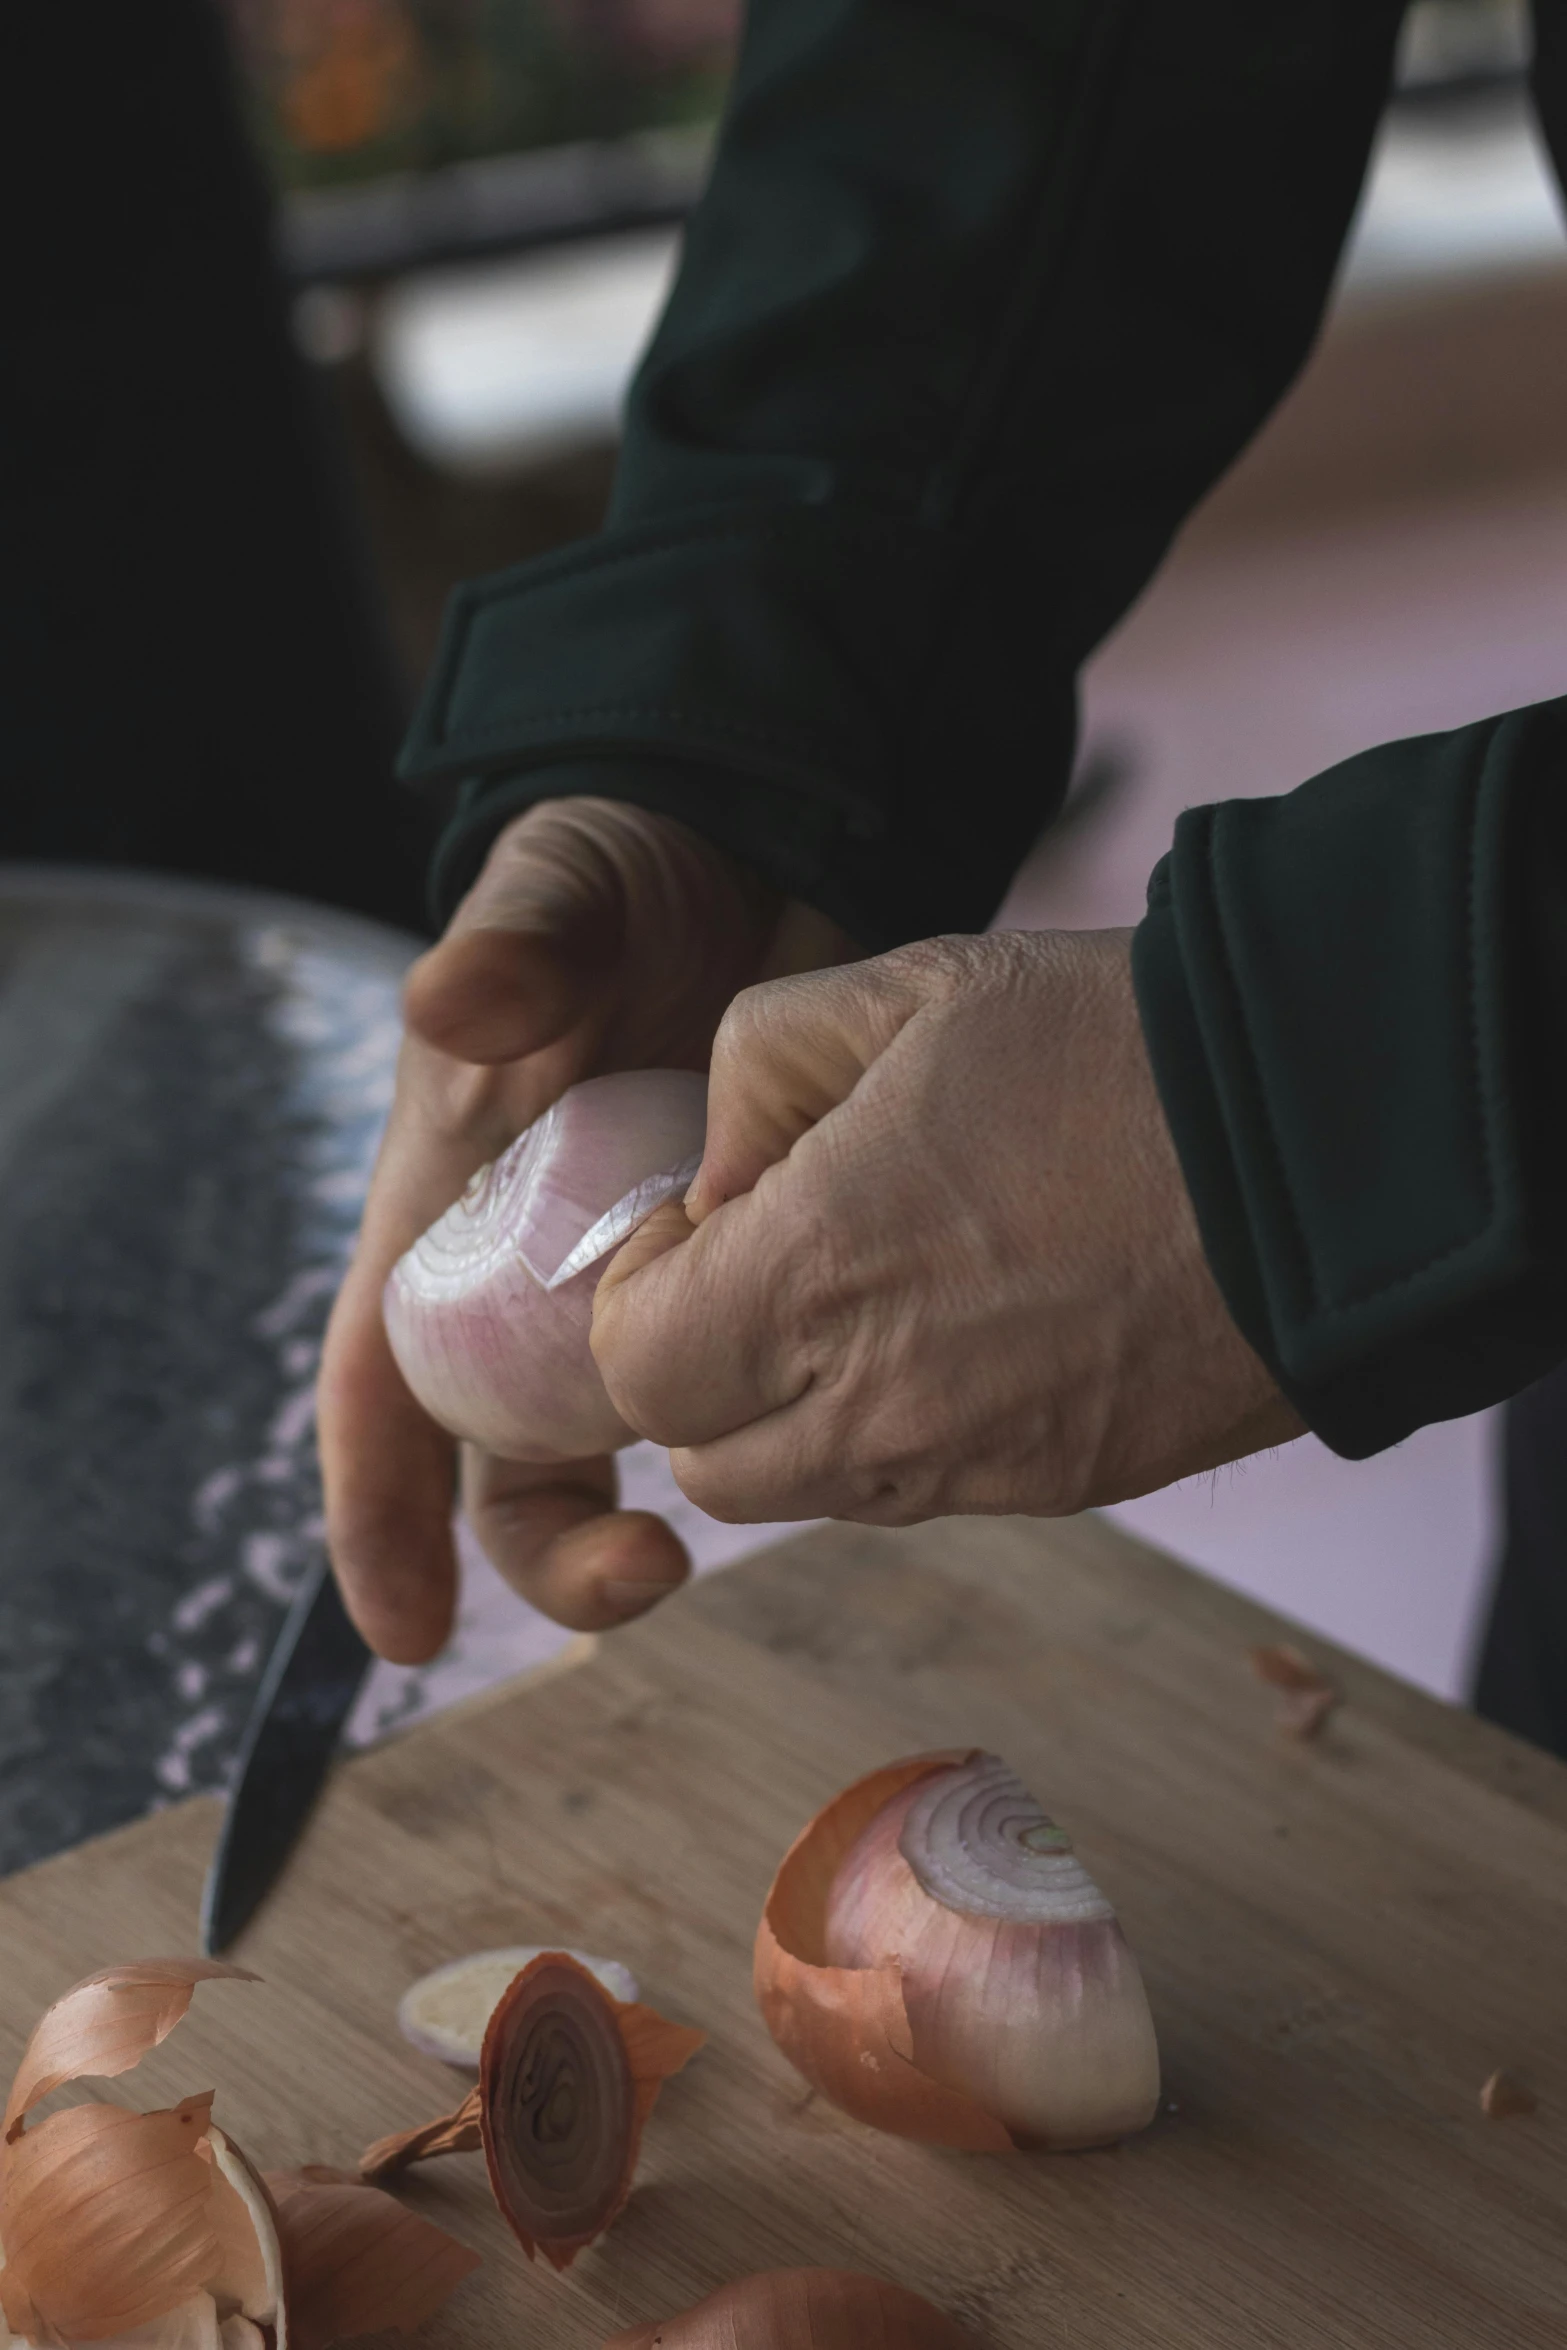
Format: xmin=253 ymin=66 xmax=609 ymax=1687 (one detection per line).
xmin=403 ymin=503 xmax=925 ymax=888
xmin=407 ymin=502 xmax=1077 ymax=947
xmin=1133 ymin=705 xmax=1567 ymax=1457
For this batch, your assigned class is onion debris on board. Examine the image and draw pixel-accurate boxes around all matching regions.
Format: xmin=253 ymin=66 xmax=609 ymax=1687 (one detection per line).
xmin=398 ymin=1947 xmax=638 ymax=2068
xmin=1479 ymin=2068 xmax=1537 ymax=2118
xmin=362 ymin=1953 xmax=704 ymax=2271
xmin=601 ymin=2268 xmax=977 ymax=2348
xmin=1249 ymin=1644 xmax=1338 ymax=1740
xmin=754 ymin=1751 xmax=1161 ymax=2150
xmin=383 ymin=1069 xmax=707 ymax=1462
xmin=0 ymin=1960 xmax=478 ymax=2350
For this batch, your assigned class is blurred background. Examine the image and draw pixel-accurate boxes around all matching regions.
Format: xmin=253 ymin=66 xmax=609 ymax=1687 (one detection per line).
xmin=3 ymin=0 xmax=1565 ymax=1868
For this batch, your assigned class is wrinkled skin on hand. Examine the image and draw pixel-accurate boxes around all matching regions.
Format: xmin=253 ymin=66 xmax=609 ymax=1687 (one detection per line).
xmin=318 ymin=798 xmax=853 ymax=1663
xmin=593 ymin=931 xmax=1305 ymax=1527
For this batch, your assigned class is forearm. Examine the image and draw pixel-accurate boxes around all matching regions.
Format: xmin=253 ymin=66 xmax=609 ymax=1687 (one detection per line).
xmin=411 ymin=0 xmax=1405 ymax=940
xmin=1134 ymin=706 xmax=1567 ymax=1457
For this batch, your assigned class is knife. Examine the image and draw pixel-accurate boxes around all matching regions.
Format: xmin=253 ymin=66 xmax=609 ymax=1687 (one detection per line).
xmin=201 ymin=1557 xmax=372 ymax=1953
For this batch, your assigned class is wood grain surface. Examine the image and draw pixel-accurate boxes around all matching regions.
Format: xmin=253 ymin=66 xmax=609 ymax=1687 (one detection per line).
xmin=2 ymin=1512 xmax=1563 ymax=2347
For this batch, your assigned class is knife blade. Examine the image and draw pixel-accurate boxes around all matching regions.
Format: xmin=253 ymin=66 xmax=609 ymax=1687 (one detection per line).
xmin=201 ymin=1557 xmax=372 ymax=1953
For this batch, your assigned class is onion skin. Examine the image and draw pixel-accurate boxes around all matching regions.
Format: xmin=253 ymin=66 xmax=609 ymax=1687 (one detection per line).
xmin=754 ymin=1755 xmax=1010 ymax=2150
xmin=383 ymin=1070 xmax=707 ymax=1463
xmin=264 ymin=2169 xmax=480 ymax=2350
xmin=600 ymin=2269 xmax=977 ymax=2348
xmin=0 ymin=2095 xmax=224 ymax=2342
xmin=205 ymin=2128 xmax=284 ymax=2330
xmin=755 ymin=1753 xmax=1161 ymax=2151
xmin=5 ymin=1961 xmax=256 ymax=2143
xmin=0 ymin=1962 xmax=476 ymax=2350
xmin=361 ymin=1953 xmax=704 ymax=2272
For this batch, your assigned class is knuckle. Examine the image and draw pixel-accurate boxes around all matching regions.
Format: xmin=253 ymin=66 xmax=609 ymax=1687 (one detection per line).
xmin=765 ymin=1211 xmax=856 ymax=1365
xmin=875 ymin=933 xmax=981 ymax=1000
xmin=713 ymin=970 xmax=803 ymax=1065
xmin=710 ymin=981 xmax=770 ymax=1069
xmin=668 ymin=1451 xmax=747 ymax=1524
xmin=463 ymin=800 xmax=618 ymax=933
xmin=415 ymin=1057 xmax=513 ymax=1153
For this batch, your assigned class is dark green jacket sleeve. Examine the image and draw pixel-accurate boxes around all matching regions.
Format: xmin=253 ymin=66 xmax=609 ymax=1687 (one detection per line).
xmin=405 ymin=0 xmax=1407 ymax=948
xmin=1133 ymin=712 xmax=1567 ymax=1457
xmin=1129 ymin=38 xmax=1567 ymax=1455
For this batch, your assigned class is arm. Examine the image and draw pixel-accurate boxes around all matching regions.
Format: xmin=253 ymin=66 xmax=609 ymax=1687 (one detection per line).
xmin=404 ymin=1 xmax=1409 ymax=947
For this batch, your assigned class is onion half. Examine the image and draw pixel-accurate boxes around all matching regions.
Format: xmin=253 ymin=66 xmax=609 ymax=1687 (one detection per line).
xmin=602 ymin=2269 xmax=977 ymax=2348
xmin=0 ymin=1961 xmax=477 ymax=2350
xmin=383 ymin=1070 xmax=707 ymax=1462
xmin=754 ymin=1752 xmax=1161 ymax=2151
xmin=361 ymin=1952 xmax=704 ymax=2271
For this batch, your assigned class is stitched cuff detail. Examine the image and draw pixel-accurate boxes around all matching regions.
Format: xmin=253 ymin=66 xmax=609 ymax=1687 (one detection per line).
xmin=400 ymin=504 xmax=942 ymax=841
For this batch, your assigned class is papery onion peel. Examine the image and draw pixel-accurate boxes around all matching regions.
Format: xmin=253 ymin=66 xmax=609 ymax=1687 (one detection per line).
xmin=755 ymin=1751 xmax=1161 ymax=2151
xmin=0 ymin=1961 xmax=477 ymax=2350
xmin=4 ymin=1961 xmax=257 ymax=2144
xmin=360 ymin=1951 xmax=704 ymax=2271
xmin=0 ymin=2092 xmax=228 ymax=2343
xmin=600 ymin=2268 xmax=977 ymax=2348
xmin=262 ymin=2171 xmax=479 ymax=2350
xmin=1249 ymin=1645 xmax=1337 ymax=1740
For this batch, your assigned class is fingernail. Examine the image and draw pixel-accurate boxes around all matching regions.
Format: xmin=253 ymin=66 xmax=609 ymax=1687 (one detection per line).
xmin=599 ymin=1576 xmax=683 ymax=1612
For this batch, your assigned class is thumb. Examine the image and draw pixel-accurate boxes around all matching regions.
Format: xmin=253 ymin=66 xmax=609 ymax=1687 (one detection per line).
xmin=594 ymin=1198 xmax=697 ymax=1304
xmin=403 ymin=927 xmax=599 ymax=1065
xmin=403 ymin=806 xmax=632 ymax=1064
xmin=686 ymin=958 xmax=920 ymax=1218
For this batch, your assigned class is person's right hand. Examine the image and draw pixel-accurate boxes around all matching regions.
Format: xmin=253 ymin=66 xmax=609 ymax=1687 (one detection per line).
xmin=317 ymin=796 xmax=854 ymax=1664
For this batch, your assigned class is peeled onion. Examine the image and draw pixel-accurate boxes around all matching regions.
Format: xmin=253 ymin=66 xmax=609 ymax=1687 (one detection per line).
xmin=362 ymin=1952 xmax=704 ymax=2271
xmin=754 ymin=1752 xmax=1161 ymax=2151
xmin=601 ymin=2269 xmax=976 ymax=2348
xmin=383 ymin=1070 xmax=706 ymax=1462
xmin=0 ymin=1962 xmax=477 ymax=2350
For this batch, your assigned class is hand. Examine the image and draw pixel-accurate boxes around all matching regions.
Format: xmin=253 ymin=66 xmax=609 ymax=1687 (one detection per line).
xmin=592 ymin=930 xmax=1304 ymax=1525
xmin=318 ymin=797 xmax=854 ymax=1663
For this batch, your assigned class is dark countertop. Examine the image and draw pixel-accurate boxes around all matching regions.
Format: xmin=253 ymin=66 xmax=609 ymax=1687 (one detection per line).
xmin=0 ymin=869 xmax=413 ymax=1875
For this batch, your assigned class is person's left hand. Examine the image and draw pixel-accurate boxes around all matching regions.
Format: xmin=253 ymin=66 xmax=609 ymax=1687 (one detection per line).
xmin=591 ymin=929 xmax=1304 ymax=1525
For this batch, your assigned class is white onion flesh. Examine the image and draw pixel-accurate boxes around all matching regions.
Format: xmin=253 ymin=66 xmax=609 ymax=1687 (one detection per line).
xmin=397 ymin=1947 xmax=639 ymax=2068
xmin=822 ymin=1753 xmax=1160 ymax=2148
xmin=899 ymin=1754 xmax=1112 ymax=1925
xmin=384 ymin=1070 xmax=706 ymax=1462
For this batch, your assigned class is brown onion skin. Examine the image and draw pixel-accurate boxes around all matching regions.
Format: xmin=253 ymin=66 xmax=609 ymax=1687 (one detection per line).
xmin=753 ymin=1755 xmax=1013 ymax=2150
xmin=755 ymin=1752 xmax=1160 ymax=2151
xmin=600 ymin=2268 xmax=977 ymax=2348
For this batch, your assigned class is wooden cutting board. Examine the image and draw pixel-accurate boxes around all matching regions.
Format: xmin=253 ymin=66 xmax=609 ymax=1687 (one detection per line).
xmin=2 ymin=1512 xmax=1564 ymax=2347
